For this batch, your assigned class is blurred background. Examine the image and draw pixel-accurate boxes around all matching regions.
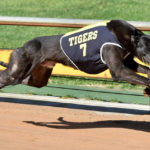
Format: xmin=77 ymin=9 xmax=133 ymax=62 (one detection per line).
xmin=0 ymin=0 xmax=149 ymax=49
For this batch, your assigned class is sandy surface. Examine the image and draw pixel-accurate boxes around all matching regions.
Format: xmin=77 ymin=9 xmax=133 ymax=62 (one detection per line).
xmin=0 ymin=101 xmax=150 ymax=150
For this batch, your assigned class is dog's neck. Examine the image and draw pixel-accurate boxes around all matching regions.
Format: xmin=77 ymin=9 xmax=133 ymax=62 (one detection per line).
xmin=107 ymin=20 xmax=143 ymax=55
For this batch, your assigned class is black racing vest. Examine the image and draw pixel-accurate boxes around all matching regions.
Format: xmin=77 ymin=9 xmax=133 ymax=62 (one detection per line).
xmin=60 ymin=22 xmax=122 ymax=74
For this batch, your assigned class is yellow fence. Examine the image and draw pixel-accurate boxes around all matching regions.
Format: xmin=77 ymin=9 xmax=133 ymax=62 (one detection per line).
xmin=0 ymin=49 xmax=147 ymax=78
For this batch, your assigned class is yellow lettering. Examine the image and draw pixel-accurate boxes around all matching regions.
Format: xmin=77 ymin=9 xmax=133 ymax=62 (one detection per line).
xmin=83 ymin=33 xmax=88 ymax=42
xmin=74 ymin=36 xmax=78 ymax=45
xmin=78 ymin=35 xmax=83 ymax=44
xmin=92 ymin=30 xmax=98 ymax=40
xmin=80 ymin=43 xmax=87 ymax=57
xmin=68 ymin=30 xmax=98 ymax=46
xmin=87 ymin=32 xmax=93 ymax=41
xmin=68 ymin=37 xmax=74 ymax=46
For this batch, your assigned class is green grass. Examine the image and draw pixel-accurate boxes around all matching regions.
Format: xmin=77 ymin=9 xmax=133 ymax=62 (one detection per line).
xmin=0 ymin=0 xmax=150 ymax=20
xmin=50 ymin=76 xmax=144 ymax=91
xmin=0 ymin=25 xmax=73 ymax=48
xmin=1 ymin=83 xmax=149 ymax=105
xmin=0 ymin=0 xmax=150 ymax=48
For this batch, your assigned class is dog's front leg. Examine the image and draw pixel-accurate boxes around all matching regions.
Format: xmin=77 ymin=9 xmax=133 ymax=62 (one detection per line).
xmin=102 ymin=45 xmax=150 ymax=87
xmin=123 ymin=53 xmax=150 ymax=96
xmin=138 ymin=64 xmax=150 ymax=96
xmin=123 ymin=54 xmax=150 ymax=76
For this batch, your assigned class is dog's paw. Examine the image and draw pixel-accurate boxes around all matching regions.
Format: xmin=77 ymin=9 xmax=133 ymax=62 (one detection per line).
xmin=144 ymin=87 xmax=150 ymax=97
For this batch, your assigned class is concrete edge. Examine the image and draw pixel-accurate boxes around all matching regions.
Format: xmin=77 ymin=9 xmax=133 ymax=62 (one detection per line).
xmin=0 ymin=92 xmax=150 ymax=111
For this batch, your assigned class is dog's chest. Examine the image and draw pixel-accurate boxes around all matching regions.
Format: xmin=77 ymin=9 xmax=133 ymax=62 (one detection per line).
xmin=60 ymin=23 xmax=121 ymax=74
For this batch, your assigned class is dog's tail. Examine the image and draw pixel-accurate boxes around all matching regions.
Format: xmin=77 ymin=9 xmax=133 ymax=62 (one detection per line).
xmin=0 ymin=61 xmax=8 ymax=68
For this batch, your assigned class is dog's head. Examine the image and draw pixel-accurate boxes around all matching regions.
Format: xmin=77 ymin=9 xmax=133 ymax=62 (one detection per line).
xmin=107 ymin=20 xmax=143 ymax=51
xmin=133 ymin=35 xmax=150 ymax=65
xmin=107 ymin=20 xmax=150 ymax=65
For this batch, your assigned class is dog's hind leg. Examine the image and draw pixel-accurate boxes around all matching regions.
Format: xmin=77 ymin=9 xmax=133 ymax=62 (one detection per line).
xmin=0 ymin=48 xmax=32 ymax=88
xmin=22 ymin=65 xmax=53 ymax=88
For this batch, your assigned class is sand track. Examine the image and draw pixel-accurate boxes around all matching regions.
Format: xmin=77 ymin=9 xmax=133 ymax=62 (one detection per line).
xmin=0 ymin=98 xmax=150 ymax=150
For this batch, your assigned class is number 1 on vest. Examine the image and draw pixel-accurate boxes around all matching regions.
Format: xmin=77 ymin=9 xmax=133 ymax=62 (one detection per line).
xmin=80 ymin=43 xmax=87 ymax=57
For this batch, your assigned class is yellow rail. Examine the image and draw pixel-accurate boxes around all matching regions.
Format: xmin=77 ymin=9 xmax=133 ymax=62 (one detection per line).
xmin=0 ymin=49 xmax=147 ymax=78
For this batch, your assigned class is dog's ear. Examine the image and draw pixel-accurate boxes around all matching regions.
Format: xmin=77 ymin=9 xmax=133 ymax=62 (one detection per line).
xmin=134 ymin=29 xmax=143 ymax=37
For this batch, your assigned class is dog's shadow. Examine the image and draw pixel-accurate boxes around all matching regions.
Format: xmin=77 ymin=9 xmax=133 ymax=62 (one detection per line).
xmin=24 ymin=117 xmax=150 ymax=132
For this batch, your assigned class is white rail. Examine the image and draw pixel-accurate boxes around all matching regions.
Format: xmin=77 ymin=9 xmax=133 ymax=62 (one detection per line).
xmin=0 ymin=16 xmax=150 ymax=31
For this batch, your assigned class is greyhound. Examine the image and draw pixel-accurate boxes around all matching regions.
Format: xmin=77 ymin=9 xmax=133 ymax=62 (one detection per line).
xmin=0 ymin=20 xmax=150 ymax=95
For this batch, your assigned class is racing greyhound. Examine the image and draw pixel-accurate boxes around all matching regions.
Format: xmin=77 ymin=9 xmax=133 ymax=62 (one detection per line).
xmin=0 ymin=20 xmax=150 ymax=95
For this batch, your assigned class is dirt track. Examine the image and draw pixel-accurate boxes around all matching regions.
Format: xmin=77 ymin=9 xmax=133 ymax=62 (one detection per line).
xmin=0 ymin=101 xmax=150 ymax=150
